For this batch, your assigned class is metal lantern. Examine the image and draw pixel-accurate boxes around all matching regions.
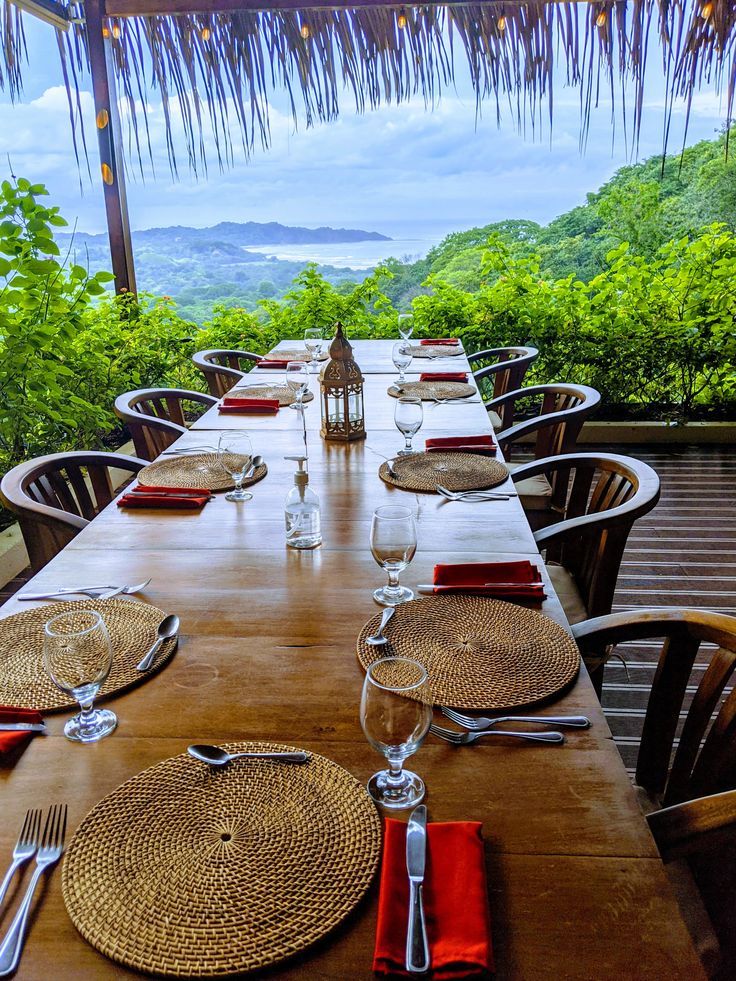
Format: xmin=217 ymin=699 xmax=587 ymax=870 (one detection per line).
xmin=319 ymin=322 xmax=366 ymax=442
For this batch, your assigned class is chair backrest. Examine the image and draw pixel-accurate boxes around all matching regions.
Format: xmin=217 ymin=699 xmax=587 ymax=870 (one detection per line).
xmin=493 ymin=383 xmax=600 ymax=459
xmin=0 ymin=450 xmax=145 ymax=572
xmin=192 ymin=349 xmax=263 ymax=398
xmin=469 ymin=346 xmax=539 ymax=401
xmin=114 ymin=388 xmax=218 ymax=461
xmin=515 ymin=452 xmax=660 ymax=619
xmin=573 ymin=609 xmax=736 ymax=807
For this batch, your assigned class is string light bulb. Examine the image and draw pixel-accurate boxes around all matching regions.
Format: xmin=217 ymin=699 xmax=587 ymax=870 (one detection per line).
xmin=497 ymin=15 xmax=506 ymax=31
xmin=101 ymin=25 xmax=110 ymax=38
xmin=397 ymin=8 xmax=408 ymax=30
xmin=96 ymin=109 xmax=109 ymax=129
xmin=701 ymin=2 xmax=713 ymax=19
xmin=596 ymin=10 xmax=608 ymax=27
xmin=101 ymin=163 xmax=114 ymax=186
xmin=300 ymin=23 xmax=311 ymax=39
xmin=201 ymin=26 xmax=211 ymax=40
xmin=111 ymin=20 xmax=121 ymax=38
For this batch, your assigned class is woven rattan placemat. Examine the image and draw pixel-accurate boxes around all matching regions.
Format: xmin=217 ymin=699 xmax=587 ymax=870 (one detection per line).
xmin=229 ymin=384 xmax=314 ymax=406
xmin=62 ymin=744 xmax=382 ymax=977
xmin=387 ymin=380 xmax=476 ymax=401
xmin=408 ymin=344 xmax=463 ymax=358
xmin=379 ymin=452 xmax=508 ymax=492
xmin=0 ymin=599 xmax=176 ymax=712
xmin=139 ymin=454 xmax=268 ymax=491
xmin=357 ymin=595 xmax=579 ymax=709
xmin=267 ymin=348 xmax=328 ymax=362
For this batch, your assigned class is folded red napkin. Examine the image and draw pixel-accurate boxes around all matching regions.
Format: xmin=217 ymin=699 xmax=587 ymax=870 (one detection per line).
xmin=425 ymin=435 xmax=496 ymax=456
xmin=118 ymin=483 xmax=211 ymax=510
xmin=419 ymin=372 xmax=468 ymax=383
xmin=420 ymin=339 xmax=460 ymax=346
xmin=136 ymin=483 xmax=210 ymax=495
xmin=219 ymin=397 xmax=279 ymax=414
xmin=433 ymin=560 xmax=546 ymax=599
xmin=257 ymin=360 xmax=290 ymax=369
xmin=374 ymin=818 xmax=494 ymax=979
xmin=0 ymin=706 xmax=44 ymax=759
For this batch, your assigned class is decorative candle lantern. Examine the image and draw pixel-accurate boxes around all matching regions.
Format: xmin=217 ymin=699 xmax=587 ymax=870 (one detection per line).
xmin=319 ymin=322 xmax=366 ymax=442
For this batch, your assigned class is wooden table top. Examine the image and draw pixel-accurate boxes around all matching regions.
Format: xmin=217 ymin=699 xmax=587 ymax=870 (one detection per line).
xmin=0 ymin=341 xmax=703 ymax=979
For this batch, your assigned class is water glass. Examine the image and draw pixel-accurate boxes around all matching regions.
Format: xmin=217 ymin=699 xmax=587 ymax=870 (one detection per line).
xmin=360 ymin=656 xmax=432 ymax=808
xmin=370 ymin=504 xmax=417 ymax=606
xmin=398 ymin=313 xmax=414 ymax=341
xmin=392 ymin=341 xmax=412 ymax=384
xmin=218 ymin=432 xmax=254 ymax=502
xmin=44 ymin=610 xmax=117 ymax=743
xmin=394 ymin=396 xmax=423 ymax=455
xmin=304 ymin=328 xmax=323 ymax=372
xmin=286 ymin=361 xmax=310 ymax=411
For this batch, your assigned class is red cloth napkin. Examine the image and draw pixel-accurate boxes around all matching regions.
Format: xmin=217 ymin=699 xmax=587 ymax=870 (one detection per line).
xmin=0 ymin=707 xmax=44 ymax=759
xmin=419 ymin=373 xmax=468 ymax=383
xmin=219 ymin=398 xmax=279 ymax=414
xmin=374 ymin=818 xmax=494 ymax=979
xmin=425 ymin=435 xmax=496 ymax=456
xmin=257 ymin=360 xmax=290 ymax=369
xmin=420 ymin=339 xmax=460 ymax=346
xmin=118 ymin=484 xmax=211 ymax=510
xmin=432 ymin=560 xmax=546 ymax=600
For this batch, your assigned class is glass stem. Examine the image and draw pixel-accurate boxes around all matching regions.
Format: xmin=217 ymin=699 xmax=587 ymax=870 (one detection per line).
xmin=387 ymin=568 xmax=401 ymax=591
xmin=78 ymin=698 xmax=96 ymax=731
xmin=404 ymin=434 xmax=413 ymax=451
xmin=386 ymin=756 xmax=406 ymax=787
xmin=234 ymin=475 xmax=244 ymax=493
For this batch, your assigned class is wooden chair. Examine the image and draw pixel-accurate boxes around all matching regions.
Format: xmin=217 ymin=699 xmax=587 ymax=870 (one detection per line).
xmin=574 ymin=611 xmax=736 ymax=977
xmin=114 ymin=388 xmax=218 ymax=461
xmin=467 ymin=346 xmax=539 ymax=406
xmin=192 ymin=349 xmax=263 ymax=398
xmin=511 ymin=453 xmax=660 ymax=635
xmin=0 ymin=451 xmax=145 ymax=572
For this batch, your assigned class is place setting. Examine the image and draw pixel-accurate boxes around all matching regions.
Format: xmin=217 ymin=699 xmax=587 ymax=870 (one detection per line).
xmin=225 ymin=359 xmax=315 ymax=412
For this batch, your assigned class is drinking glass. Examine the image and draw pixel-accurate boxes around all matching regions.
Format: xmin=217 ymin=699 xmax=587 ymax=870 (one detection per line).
xmin=304 ymin=328 xmax=323 ymax=372
xmin=286 ymin=361 xmax=310 ymax=411
xmin=398 ymin=313 xmax=414 ymax=341
xmin=360 ymin=656 xmax=432 ymax=808
xmin=392 ymin=341 xmax=412 ymax=384
xmin=394 ymin=396 xmax=423 ymax=456
xmin=370 ymin=504 xmax=417 ymax=605
xmin=44 ymin=610 xmax=117 ymax=743
xmin=218 ymin=432 xmax=254 ymax=502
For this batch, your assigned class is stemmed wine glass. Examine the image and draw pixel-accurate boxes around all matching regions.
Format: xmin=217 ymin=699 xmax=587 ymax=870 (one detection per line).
xmin=370 ymin=504 xmax=417 ymax=606
xmin=392 ymin=341 xmax=412 ymax=385
xmin=286 ymin=361 xmax=310 ymax=411
xmin=304 ymin=328 xmax=323 ymax=373
xmin=398 ymin=313 xmax=414 ymax=341
xmin=395 ymin=396 xmax=423 ymax=456
xmin=218 ymin=432 xmax=254 ymax=502
xmin=360 ymin=656 xmax=432 ymax=808
xmin=44 ymin=610 xmax=117 ymax=743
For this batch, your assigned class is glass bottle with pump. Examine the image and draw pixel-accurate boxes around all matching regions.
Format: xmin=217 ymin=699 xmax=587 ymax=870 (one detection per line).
xmin=284 ymin=455 xmax=322 ymax=549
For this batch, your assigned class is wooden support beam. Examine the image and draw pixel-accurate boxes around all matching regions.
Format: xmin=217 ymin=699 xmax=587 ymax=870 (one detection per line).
xmin=86 ymin=0 xmax=137 ymax=297
xmin=104 ymin=0 xmax=525 ymax=16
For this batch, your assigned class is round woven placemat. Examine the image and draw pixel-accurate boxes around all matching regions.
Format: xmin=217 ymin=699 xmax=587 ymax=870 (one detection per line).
xmin=0 ymin=599 xmax=176 ymax=712
xmin=387 ymin=380 xmax=475 ymax=401
xmin=139 ymin=454 xmax=268 ymax=492
xmin=267 ymin=348 xmax=328 ymax=362
xmin=379 ymin=452 xmax=508 ymax=492
xmin=62 ymin=744 xmax=382 ymax=978
xmin=408 ymin=344 xmax=463 ymax=358
xmin=229 ymin=384 xmax=314 ymax=406
xmin=357 ymin=596 xmax=579 ymax=709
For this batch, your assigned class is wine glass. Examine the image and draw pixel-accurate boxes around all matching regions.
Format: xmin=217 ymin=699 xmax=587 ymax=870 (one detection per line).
xmin=44 ymin=610 xmax=116 ymax=743
xmin=218 ymin=432 xmax=254 ymax=502
xmin=304 ymin=328 xmax=323 ymax=373
xmin=370 ymin=504 xmax=417 ymax=606
xmin=394 ymin=396 xmax=423 ymax=456
xmin=286 ymin=361 xmax=310 ymax=411
xmin=392 ymin=341 xmax=412 ymax=384
xmin=360 ymin=656 xmax=432 ymax=808
xmin=398 ymin=313 xmax=414 ymax=341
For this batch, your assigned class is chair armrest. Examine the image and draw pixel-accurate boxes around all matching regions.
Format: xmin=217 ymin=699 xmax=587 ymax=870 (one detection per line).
xmin=647 ymin=790 xmax=736 ymax=862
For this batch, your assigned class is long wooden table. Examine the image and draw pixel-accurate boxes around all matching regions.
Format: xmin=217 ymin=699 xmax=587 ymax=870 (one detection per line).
xmin=0 ymin=340 xmax=704 ymax=979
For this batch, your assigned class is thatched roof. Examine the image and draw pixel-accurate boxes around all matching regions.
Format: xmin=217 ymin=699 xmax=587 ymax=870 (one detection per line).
xmin=3 ymin=1 xmax=736 ymax=174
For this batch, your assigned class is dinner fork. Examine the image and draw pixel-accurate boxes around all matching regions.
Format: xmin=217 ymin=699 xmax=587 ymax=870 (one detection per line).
xmin=441 ymin=707 xmax=591 ymax=730
xmin=19 ymin=578 xmax=151 ymax=601
xmin=0 ymin=810 xmax=41 ymax=909
xmin=0 ymin=804 xmax=67 ymax=976
xmin=429 ymin=723 xmax=564 ymax=745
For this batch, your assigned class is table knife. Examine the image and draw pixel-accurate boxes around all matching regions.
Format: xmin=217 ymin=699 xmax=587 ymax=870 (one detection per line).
xmin=417 ymin=584 xmax=544 ymax=594
xmin=0 ymin=723 xmax=46 ymax=733
xmin=405 ymin=804 xmax=430 ymax=974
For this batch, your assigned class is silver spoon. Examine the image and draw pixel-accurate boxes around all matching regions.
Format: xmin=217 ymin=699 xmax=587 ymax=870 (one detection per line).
xmin=245 ymin=454 xmax=264 ymax=479
xmin=365 ymin=607 xmax=395 ymax=646
xmin=136 ymin=613 xmax=180 ymax=672
xmin=187 ymin=744 xmax=310 ymax=766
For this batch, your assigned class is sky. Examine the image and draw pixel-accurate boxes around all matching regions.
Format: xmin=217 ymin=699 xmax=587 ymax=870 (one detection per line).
xmin=0 ymin=15 xmax=730 ymax=241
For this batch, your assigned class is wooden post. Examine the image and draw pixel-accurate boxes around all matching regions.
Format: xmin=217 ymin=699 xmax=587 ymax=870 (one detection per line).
xmin=85 ymin=0 xmax=136 ymax=297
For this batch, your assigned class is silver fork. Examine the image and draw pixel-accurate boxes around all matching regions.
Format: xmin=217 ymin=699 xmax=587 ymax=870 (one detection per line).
xmin=442 ymin=707 xmax=590 ymax=730
xmin=0 ymin=811 xmax=41 ymax=909
xmin=436 ymin=487 xmax=511 ymax=503
xmin=429 ymin=722 xmax=564 ymax=745
xmin=19 ymin=578 xmax=151 ymax=601
xmin=0 ymin=804 xmax=67 ymax=976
